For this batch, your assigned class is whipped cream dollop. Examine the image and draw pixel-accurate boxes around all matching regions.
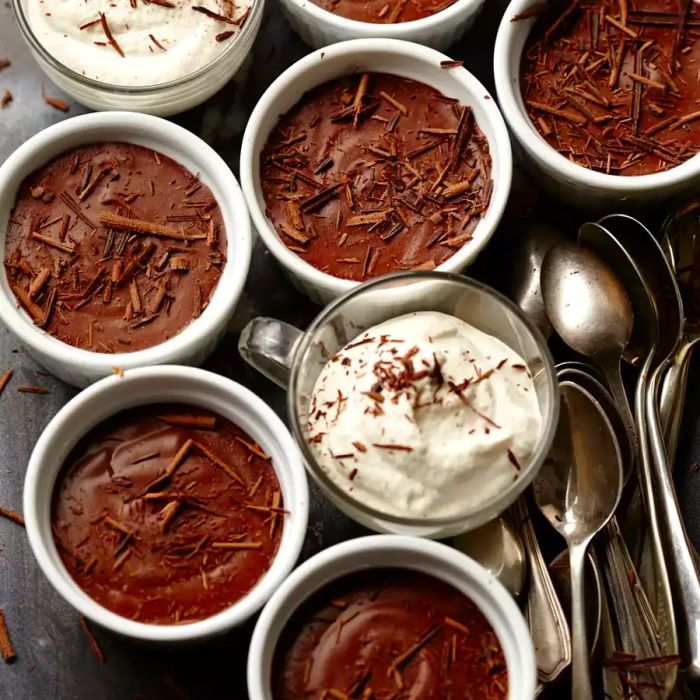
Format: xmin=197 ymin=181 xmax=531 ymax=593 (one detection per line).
xmin=25 ymin=0 xmax=251 ymax=86
xmin=306 ymin=311 xmax=542 ymax=520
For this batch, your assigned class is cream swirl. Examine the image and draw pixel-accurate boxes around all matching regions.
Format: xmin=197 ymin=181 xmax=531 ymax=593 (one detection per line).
xmin=24 ymin=0 xmax=251 ymax=86
xmin=306 ymin=311 xmax=542 ymax=519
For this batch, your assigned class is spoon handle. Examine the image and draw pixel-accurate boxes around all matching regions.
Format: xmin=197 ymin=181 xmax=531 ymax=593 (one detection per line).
xmin=647 ymin=363 xmax=700 ymax=683
xmin=598 ymin=355 xmax=637 ymax=452
xmin=659 ymin=339 xmax=698 ymax=465
xmin=514 ymin=498 xmax=571 ymax=683
xmin=570 ymin=542 xmax=593 ymax=700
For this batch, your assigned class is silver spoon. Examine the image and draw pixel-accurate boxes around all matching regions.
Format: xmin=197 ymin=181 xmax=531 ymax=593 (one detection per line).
xmin=452 ymin=517 xmax=526 ymax=598
xmin=579 ymin=219 xmax=679 ymax=696
xmin=555 ymin=360 xmax=607 ymax=387
xmin=598 ymin=214 xmax=700 ymax=685
xmin=511 ymin=496 xmax=572 ymax=687
xmin=502 ymin=221 xmax=567 ymax=339
xmin=659 ymin=202 xmax=700 ymax=465
xmin=557 ymin=368 xmax=665 ymax=699
xmin=558 ymin=365 xmax=665 ymax=698
xmin=541 ymin=242 xmax=636 ymax=451
xmin=534 ymin=382 xmax=623 ymax=700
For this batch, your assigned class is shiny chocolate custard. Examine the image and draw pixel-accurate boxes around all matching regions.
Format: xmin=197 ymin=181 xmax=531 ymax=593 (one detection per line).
xmin=520 ymin=0 xmax=700 ymax=175
xmin=4 ymin=142 xmax=226 ymax=353
xmin=310 ymin=0 xmax=458 ymax=23
xmin=272 ymin=568 xmax=508 ymax=699
xmin=52 ymin=404 xmax=284 ymax=625
xmin=260 ymin=72 xmax=493 ymax=282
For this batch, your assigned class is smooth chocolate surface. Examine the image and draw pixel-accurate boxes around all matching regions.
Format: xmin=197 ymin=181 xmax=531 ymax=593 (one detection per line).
xmin=260 ymin=72 xmax=493 ymax=282
xmin=520 ymin=0 xmax=700 ymax=176
xmin=272 ymin=568 xmax=508 ymax=699
xmin=52 ymin=403 xmax=283 ymax=625
xmin=3 ymin=142 xmax=226 ymax=353
xmin=311 ymin=0 xmax=457 ymax=23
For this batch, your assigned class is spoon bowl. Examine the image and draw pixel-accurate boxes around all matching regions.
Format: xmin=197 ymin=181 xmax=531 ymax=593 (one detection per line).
xmin=542 ymin=243 xmax=633 ymax=361
xmin=502 ymin=221 xmax=567 ymax=339
xmin=555 ymin=367 xmax=633 ymax=484
xmin=452 ymin=517 xmax=526 ymax=598
xmin=542 ymin=242 xmax=636 ymax=450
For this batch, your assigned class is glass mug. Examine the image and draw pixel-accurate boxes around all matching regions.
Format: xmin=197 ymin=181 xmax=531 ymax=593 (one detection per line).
xmin=239 ymin=271 xmax=560 ymax=538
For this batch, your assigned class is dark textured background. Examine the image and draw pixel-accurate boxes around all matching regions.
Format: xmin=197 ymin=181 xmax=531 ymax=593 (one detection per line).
xmin=1 ymin=0 xmax=699 ymax=698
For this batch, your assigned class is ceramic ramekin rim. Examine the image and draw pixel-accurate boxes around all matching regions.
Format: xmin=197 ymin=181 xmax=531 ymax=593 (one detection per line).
xmin=240 ymin=37 xmax=513 ymax=298
xmin=494 ymin=0 xmax=700 ymax=192
xmin=283 ymin=0 xmax=484 ymax=35
xmin=23 ymin=365 xmax=309 ymax=643
xmin=0 ymin=111 xmax=251 ymax=378
xmin=247 ymin=534 xmax=536 ymax=699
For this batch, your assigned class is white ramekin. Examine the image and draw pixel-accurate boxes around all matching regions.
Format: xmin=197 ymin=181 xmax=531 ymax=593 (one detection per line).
xmin=494 ymin=0 xmax=700 ymax=210
xmin=11 ymin=0 xmax=264 ymax=116
xmin=247 ymin=535 xmax=536 ymax=700
xmin=240 ymin=38 xmax=513 ymax=305
xmin=23 ymin=365 xmax=309 ymax=644
xmin=278 ymin=0 xmax=485 ymax=51
xmin=0 ymin=112 xmax=251 ymax=388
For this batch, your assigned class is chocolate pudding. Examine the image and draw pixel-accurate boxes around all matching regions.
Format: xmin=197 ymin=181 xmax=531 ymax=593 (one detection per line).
xmin=260 ymin=72 xmax=493 ymax=281
xmin=519 ymin=0 xmax=700 ymax=175
xmin=52 ymin=404 xmax=284 ymax=625
xmin=272 ymin=568 xmax=508 ymax=699
xmin=311 ymin=0 xmax=457 ymax=23
xmin=3 ymin=142 xmax=227 ymax=353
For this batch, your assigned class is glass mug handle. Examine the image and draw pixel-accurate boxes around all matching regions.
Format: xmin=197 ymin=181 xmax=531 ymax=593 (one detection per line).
xmin=238 ymin=317 xmax=303 ymax=389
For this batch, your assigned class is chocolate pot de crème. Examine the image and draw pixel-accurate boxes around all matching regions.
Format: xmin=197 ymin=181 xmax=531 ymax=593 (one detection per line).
xmin=3 ymin=142 xmax=227 ymax=353
xmin=520 ymin=0 xmax=700 ymax=176
xmin=52 ymin=404 xmax=284 ymax=625
xmin=260 ymin=72 xmax=493 ymax=282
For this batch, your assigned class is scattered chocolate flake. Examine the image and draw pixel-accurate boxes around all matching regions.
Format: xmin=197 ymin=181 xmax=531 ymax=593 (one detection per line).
xmin=0 ymin=368 xmax=12 ymax=397
xmin=0 ymin=610 xmax=16 ymax=663
xmin=0 ymin=506 xmax=24 ymax=527
xmin=17 ymin=385 xmax=50 ymax=395
xmin=507 ymin=449 xmax=521 ymax=471
xmin=79 ymin=616 xmax=104 ymax=662
xmin=43 ymin=94 xmax=69 ymax=112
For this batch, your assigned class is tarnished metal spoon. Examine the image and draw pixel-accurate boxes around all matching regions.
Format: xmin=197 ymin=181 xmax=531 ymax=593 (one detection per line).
xmin=580 ymin=219 xmax=679 ymax=696
xmin=452 ymin=517 xmax=526 ymax=598
xmin=558 ymin=364 xmax=665 ymax=698
xmin=541 ymin=242 xmax=636 ymax=449
xmin=534 ymin=382 xmax=623 ymax=700
xmin=501 ymin=221 xmax=567 ymax=339
xmin=512 ymin=496 xmax=572 ymax=688
xmin=659 ymin=202 xmax=700 ymax=465
xmin=598 ymin=213 xmax=700 ymax=686
xmin=549 ymin=549 xmax=602 ymax=659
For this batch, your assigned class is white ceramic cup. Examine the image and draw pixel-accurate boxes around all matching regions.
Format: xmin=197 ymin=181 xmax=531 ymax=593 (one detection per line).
xmin=23 ymin=365 xmax=309 ymax=644
xmin=247 ymin=535 xmax=536 ymax=700
xmin=277 ymin=0 xmax=486 ymax=51
xmin=494 ymin=0 xmax=700 ymax=210
xmin=0 ymin=112 xmax=251 ymax=387
xmin=240 ymin=38 xmax=513 ymax=305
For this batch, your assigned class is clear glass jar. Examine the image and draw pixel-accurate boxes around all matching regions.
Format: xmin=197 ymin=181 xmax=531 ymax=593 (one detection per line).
xmin=240 ymin=271 xmax=560 ymax=539
xmin=11 ymin=0 xmax=264 ymax=116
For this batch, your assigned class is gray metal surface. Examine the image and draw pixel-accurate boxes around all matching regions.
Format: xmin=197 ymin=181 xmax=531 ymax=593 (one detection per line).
xmin=1 ymin=1 xmax=699 ymax=698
